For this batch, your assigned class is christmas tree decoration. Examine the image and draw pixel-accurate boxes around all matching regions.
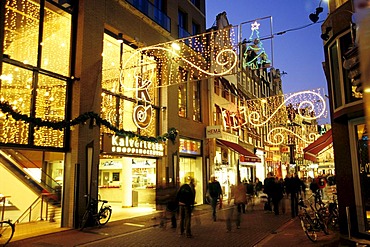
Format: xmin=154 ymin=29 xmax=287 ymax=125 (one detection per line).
xmin=242 ymin=21 xmax=272 ymax=69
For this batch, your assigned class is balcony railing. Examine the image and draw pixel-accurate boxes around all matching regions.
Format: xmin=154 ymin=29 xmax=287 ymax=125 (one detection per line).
xmin=125 ymin=0 xmax=171 ymax=32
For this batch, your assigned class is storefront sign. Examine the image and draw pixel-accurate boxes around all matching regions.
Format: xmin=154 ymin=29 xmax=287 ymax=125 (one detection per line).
xmin=206 ymin=125 xmax=222 ymax=138
xmin=133 ymin=77 xmax=153 ymax=129
xmin=179 ymin=138 xmax=202 ymax=155
xmin=102 ymin=134 xmax=164 ymax=156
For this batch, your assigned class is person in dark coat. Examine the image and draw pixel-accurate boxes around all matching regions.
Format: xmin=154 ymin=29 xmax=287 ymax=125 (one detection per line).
xmin=176 ymin=177 xmax=195 ymax=238
xmin=208 ymin=175 xmax=223 ymax=221
xmin=271 ymin=177 xmax=284 ymax=215
xmin=285 ymin=173 xmax=301 ymax=218
xmin=263 ymin=172 xmax=275 ymax=212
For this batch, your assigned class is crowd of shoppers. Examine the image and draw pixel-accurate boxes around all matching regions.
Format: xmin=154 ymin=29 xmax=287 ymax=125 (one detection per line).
xmin=164 ymin=171 xmax=334 ymax=237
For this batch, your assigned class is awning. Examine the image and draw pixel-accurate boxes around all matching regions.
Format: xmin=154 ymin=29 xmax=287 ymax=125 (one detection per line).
xmin=217 ymin=139 xmax=261 ymax=162
xmin=303 ymin=129 xmax=333 ymax=162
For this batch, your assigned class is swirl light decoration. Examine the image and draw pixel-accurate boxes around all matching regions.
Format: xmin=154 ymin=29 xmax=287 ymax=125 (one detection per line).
xmin=118 ymin=26 xmax=239 ymax=92
xmin=246 ymin=89 xmax=327 ymax=128
xmin=267 ymin=127 xmax=320 ymax=145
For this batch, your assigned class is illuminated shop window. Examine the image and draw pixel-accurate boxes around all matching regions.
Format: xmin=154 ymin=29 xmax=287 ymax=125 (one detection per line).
xmin=1 ymin=0 xmax=71 ymax=147
xmin=4 ymin=0 xmax=71 ymax=76
xmin=356 ymin=124 xmax=370 ymax=232
xmin=178 ymin=68 xmax=188 ymax=118
xmin=101 ymin=33 xmax=158 ymax=137
xmin=192 ymin=79 xmax=201 ymax=122
xmin=34 ymin=74 xmax=66 ymax=147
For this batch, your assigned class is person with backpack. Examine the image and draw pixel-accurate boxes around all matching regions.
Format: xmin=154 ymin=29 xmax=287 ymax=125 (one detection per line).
xmin=176 ymin=177 xmax=196 ymax=238
xmin=208 ymin=174 xmax=223 ymax=221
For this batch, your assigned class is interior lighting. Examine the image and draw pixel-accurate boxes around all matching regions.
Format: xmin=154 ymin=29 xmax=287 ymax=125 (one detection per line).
xmin=171 ymin=42 xmax=181 ymax=51
xmin=117 ymin=33 xmax=124 ymax=43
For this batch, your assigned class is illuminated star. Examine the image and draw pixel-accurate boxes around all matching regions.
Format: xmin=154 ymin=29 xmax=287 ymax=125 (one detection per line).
xmin=251 ymin=21 xmax=260 ymax=31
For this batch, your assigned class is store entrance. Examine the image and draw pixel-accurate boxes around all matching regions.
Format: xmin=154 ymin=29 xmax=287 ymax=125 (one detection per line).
xmin=0 ymin=149 xmax=64 ymax=225
xmin=98 ymin=157 xmax=157 ymax=207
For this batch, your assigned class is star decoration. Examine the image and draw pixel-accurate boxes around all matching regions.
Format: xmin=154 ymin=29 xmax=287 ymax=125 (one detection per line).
xmin=251 ymin=21 xmax=260 ymax=31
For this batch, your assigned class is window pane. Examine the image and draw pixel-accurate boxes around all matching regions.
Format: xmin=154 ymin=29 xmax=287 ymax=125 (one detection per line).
xmin=4 ymin=0 xmax=40 ymax=66
xmin=356 ymin=124 xmax=370 ymax=232
xmin=329 ymin=42 xmax=342 ymax=108
xmin=34 ymin=74 xmax=66 ymax=147
xmin=193 ymin=80 xmax=201 ymax=122
xmin=101 ymin=93 xmax=118 ymax=133
xmin=0 ymin=63 xmax=32 ymax=144
xmin=102 ymin=34 xmax=121 ymax=93
xmin=178 ymin=69 xmax=187 ymax=118
xmin=41 ymin=2 xmax=72 ymax=76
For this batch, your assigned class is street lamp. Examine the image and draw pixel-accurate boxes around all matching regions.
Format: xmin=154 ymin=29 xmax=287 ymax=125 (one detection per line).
xmin=309 ymin=0 xmax=324 ymax=23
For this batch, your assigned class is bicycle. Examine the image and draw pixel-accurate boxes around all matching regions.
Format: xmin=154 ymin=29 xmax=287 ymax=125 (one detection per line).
xmin=313 ymin=191 xmax=339 ymax=229
xmin=0 ymin=220 xmax=15 ymax=246
xmin=298 ymin=195 xmax=329 ymax=242
xmin=80 ymin=195 xmax=112 ymax=230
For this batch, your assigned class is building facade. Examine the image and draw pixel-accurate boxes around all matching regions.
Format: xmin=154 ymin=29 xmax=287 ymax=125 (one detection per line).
xmin=321 ymin=0 xmax=370 ymax=240
xmin=0 ymin=0 xmax=208 ymax=230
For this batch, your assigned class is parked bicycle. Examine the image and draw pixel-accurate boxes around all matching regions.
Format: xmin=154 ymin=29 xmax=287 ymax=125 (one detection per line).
xmin=0 ymin=220 xmax=15 ymax=246
xmin=313 ymin=191 xmax=339 ymax=229
xmin=298 ymin=195 xmax=329 ymax=242
xmin=80 ymin=195 xmax=112 ymax=230
xmin=326 ymin=193 xmax=339 ymax=229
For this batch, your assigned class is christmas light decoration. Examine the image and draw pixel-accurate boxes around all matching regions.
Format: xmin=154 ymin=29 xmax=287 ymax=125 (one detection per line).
xmin=242 ymin=21 xmax=271 ymax=69
xmin=0 ymin=100 xmax=178 ymax=144
xmin=266 ymin=127 xmax=318 ymax=145
xmin=246 ymin=90 xmax=326 ymax=128
xmin=116 ymin=26 xmax=239 ymax=92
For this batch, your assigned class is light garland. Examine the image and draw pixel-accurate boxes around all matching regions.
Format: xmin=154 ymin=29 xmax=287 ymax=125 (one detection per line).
xmin=267 ymin=127 xmax=319 ymax=145
xmin=246 ymin=89 xmax=326 ymax=128
xmin=0 ymin=100 xmax=178 ymax=144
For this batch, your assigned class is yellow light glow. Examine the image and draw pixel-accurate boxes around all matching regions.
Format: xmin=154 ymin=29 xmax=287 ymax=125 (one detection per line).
xmin=171 ymin=43 xmax=181 ymax=51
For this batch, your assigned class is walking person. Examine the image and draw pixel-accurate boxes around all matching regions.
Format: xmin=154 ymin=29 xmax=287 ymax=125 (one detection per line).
xmin=208 ymin=174 xmax=223 ymax=221
xmin=286 ymin=173 xmax=301 ymax=218
xmin=255 ymin=177 xmax=263 ymax=197
xmin=176 ymin=177 xmax=195 ymax=238
xmin=271 ymin=177 xmax=284 ymax=215
xmin=263 ymin=172 xmax=275 ymax=212
xmin=226 ymin=182 xmax=246 ymax=231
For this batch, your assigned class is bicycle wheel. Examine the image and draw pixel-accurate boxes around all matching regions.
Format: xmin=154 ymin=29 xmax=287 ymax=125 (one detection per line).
xmin=317 ymin=213 xmax=329 ymax=235
xmin=80 ymin=210 xmax=90 ymax=230
xmin=0 ymin=221 xmax=15 ymax=246
xmin=98 ymin=207 xmax=112 ymax=225
xmin=299 ymin=215 xmax=317 ymax=242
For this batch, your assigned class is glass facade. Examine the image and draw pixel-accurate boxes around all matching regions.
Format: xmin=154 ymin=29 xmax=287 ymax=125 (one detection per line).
xmin=101 ymin=33 xmax=158 ymax=137
xmin=1 ymin=0 xmax=71 ymax=147
xmin=356 ymin=123 xmax=370 ymax=232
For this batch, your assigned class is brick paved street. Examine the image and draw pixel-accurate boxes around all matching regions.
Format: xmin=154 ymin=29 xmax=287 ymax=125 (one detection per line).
xmin=8 ymin=200 xmax=340 ymax=247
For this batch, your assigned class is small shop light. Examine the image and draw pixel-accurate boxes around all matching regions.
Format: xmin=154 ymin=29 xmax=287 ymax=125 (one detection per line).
xmin=117 ymin=33 xmax=124 ymax=43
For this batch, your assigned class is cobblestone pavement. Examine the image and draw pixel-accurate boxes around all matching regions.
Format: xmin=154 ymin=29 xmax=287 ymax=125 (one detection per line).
xmin=9 ymin=200 xmax=340 ymax=247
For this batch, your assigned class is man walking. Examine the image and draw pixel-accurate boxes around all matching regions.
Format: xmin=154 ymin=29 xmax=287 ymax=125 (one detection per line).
xmin=208 ymin=174 xmax=223 ymax=221
xmin=176 ymin=177 xmax=195 ymax=238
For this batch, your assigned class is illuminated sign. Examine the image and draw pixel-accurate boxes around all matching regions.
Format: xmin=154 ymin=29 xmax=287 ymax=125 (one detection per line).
xmin=179 ymin=138 xmax=202 ymax=155
xmin=102 ymin=134 xmax=164 ymax=157
xmin=206 ymin=125 xmax=222 ymax=138
xmin=133 ymin=76 xmax=153 ymax=129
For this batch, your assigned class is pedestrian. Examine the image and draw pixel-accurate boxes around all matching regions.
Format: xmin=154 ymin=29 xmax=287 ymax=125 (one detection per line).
xmin=255 ymin=177 xmax=263 ymax=197
xmin=176 ymin=177 xmax=195 ymax=238
xmin=226 ymin=182 xmax=246 ymax=231
xmin=286 ymin=173 xmax=301 ymax=218
xmin=263 ymin=172 xmax=275 ymax=212
xmin=278 ymin=178 xmax=286 ymax=214
xmin=246 ymin=179 xmax=255 ymax=210
xmin=208 ymin=174 xmax=223 ymax=221
xmin=271 ymin=177 xmax=284 ymax=215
